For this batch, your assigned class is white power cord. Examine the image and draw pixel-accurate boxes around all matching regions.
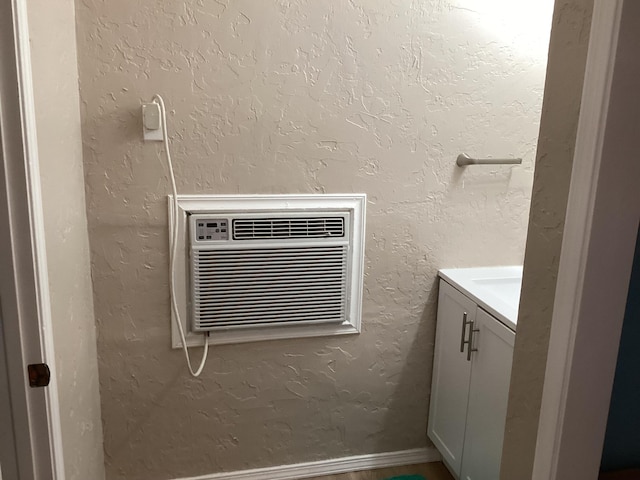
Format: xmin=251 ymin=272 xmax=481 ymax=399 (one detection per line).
xmin=152 ymin=94 xmax=209 ymax=377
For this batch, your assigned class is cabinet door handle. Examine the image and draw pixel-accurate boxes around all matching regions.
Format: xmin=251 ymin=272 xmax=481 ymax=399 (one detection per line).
xmin=460 ymin=312 xmax=470 ymax=353
xmin=467 ymin=322 xmax=480 ymax=362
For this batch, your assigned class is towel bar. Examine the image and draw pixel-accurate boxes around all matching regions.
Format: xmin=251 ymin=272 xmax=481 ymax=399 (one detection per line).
xmin=456 ymin=153 xmax=522 ymax=166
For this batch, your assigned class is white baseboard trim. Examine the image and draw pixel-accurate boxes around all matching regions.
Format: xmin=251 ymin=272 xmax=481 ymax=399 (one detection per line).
xmin=174 ymin=447 xmax=441 ymax=480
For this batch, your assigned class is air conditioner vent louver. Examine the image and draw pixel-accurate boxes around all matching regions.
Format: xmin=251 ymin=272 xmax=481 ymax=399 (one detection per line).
xmin=192 ymin=246 xmax=347 ymax=330
xmin=233 ymin=217 xmax=345 ymax=240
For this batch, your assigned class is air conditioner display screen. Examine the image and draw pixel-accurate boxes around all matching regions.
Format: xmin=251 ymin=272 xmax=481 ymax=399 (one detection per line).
xmin=194 ymin=218 xmax=229 ymax=241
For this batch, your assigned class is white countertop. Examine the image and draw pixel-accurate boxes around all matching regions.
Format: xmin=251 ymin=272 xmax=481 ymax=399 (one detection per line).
xmin=438 ymin=266 xmax=523 ymax=331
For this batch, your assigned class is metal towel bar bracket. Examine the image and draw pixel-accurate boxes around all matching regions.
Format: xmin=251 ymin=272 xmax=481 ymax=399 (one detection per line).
xmin=456 ymin=153 xmax=522 ymax=167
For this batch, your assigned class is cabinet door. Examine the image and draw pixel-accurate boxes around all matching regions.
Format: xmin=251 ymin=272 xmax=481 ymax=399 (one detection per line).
xmin=460 ymin=308 xmax=515 ymax=480
xmin=428 ymin=280 xmax=477 ymax=477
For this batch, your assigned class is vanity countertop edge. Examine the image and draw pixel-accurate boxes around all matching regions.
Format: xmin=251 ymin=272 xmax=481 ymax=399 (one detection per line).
xmin=438 ymin=266 xmax=523 ymax=331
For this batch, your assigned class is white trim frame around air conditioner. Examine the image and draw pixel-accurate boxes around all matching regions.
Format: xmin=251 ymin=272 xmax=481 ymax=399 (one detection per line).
xmin=168 ymin=194 xmax=366 ymax=348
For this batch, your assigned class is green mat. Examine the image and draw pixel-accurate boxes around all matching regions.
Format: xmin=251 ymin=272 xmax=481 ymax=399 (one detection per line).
xmin=384 ymin=476 xmax=426 ymax=480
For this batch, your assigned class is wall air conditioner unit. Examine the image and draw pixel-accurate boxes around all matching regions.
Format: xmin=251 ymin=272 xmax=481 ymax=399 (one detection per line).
xmin=170 ymin=194 xmax=366 ymax=347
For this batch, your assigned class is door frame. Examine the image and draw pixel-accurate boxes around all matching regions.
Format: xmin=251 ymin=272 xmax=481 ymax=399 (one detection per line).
xmin=0 ymin=0 xmax=65 ymax=478
xmin=534 ymin=0 xmax=640 ymax=478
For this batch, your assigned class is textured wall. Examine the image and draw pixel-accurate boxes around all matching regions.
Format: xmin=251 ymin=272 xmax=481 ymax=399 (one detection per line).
xmin=500 ymin=0 xmax=594 ymax=478
xmin=27 ymin=0 xmax=106 ymax=479
xmin=74 ymin=1 xmax=551 ymax=478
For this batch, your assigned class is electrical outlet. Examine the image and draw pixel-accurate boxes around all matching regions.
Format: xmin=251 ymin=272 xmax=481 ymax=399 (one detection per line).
xmin=142 ymin=103 xmax=163 ymax=141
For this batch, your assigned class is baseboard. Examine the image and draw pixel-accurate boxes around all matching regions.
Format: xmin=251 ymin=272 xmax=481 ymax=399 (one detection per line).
xmin=174 ymin=447 xmax=441 ymax=480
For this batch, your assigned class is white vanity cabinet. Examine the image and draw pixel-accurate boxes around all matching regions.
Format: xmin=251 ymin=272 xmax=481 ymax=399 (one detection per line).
xmin=428 ymin=279 xmax=515 ymax=480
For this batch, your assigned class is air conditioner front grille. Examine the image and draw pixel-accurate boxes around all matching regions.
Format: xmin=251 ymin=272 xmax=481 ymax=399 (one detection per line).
xmin=232 ymin=217 xmax=345 ymax=240
xmin=191 ymin=245 xmax=348 ymax=330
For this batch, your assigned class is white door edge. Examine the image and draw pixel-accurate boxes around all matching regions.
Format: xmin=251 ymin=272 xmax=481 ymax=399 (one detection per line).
xmin=0 ymin=0 xmax=65 ymax=478
xmin=534 ymin=0 xmax=640 ymax=478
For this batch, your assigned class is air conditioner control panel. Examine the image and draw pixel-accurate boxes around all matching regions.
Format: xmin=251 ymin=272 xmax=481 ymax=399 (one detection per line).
xmin=194 ymin=218 xmax=229 ymax=241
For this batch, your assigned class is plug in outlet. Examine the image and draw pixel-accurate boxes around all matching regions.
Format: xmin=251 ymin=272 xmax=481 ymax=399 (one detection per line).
xmin=142 ymin=103 xmax=163 ymax=141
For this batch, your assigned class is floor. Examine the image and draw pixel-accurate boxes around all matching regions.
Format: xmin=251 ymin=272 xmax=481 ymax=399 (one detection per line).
xmin=307 ymin=462 xmax=454 ymax=480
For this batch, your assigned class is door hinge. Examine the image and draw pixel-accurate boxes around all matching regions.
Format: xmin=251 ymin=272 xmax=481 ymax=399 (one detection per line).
xmin=27 ymin=363 xmax=50 ymax=387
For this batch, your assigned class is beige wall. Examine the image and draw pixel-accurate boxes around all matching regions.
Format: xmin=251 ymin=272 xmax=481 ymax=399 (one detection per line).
xmin=500 ymin=1 xmax=594 ymax=478
xmin=27 ymin=1 xmax=105 ymax=479
xmin=74 ymin=1 xmax=552 ymax=478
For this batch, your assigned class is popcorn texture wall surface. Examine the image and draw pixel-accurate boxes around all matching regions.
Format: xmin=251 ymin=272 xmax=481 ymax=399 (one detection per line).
xmin=75 ymin=1 xmax=552 ymax=478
